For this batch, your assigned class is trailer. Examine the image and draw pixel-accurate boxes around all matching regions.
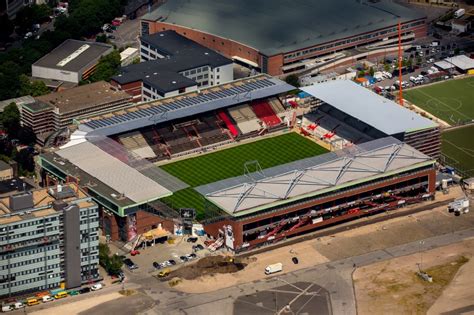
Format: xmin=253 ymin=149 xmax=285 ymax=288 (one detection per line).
xmin=454 ymin=9 xmax=465 ymax=18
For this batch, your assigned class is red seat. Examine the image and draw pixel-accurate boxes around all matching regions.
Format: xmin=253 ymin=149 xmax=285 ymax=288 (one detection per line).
xmin=251 ymin=100 xmax=281 ymax=127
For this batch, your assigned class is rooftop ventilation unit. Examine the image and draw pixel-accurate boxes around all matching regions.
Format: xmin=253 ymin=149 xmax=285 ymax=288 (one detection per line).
xmin=57 ymin=44 xmax=91 ymax=67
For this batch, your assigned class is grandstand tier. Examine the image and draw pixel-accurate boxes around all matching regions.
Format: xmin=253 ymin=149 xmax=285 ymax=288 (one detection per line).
xmin=251 ymin=100 xmax=281 ymax=127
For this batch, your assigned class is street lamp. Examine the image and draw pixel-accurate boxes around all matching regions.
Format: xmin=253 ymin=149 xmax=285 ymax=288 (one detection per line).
xmin=418 ymin=240 xmax=425 ymax=271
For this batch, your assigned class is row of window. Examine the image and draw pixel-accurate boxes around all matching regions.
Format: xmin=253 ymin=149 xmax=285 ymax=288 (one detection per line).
xmin=5 ymin=274 xmax=61 ymax=288
xmin=2 ymin=245 xmax=58 ymax=259
xmin=1 ymin=217 xmax=58 ymax=231
xmin=284 ymin=20 xmax=424 ymax=60
xmin=5 ymin=264 xmax=60 ymax=277
xmin=4 ymin=255 xmax=60 ymax=269
xmin=3 ymin=227 xmax=59 ymax=240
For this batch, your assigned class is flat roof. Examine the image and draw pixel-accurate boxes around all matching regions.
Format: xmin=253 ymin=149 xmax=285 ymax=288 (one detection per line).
xmin=0 ymin=96 xmax=35 ymax=112
xmin=79 ymin=75 xmax=294 ymax=137
xmin=443 ymin=55 xmax=474 ymax=71
xmin=142 ymin=0 xmax=425 ymax=56
xmin=0 ymin=160 xmax=10 ymax=172
xmin=302 ymin=80 xmax=437 ymax=135
xmin=33 ymin=39 xmax=113 ymax=73
xmin=434 ymin=60 xmax=455 ymax=70
xmin=197 ymin=137 xmax=434 ymax=216
xmin=31 ymin=81 xmax=132 ymax=114
xmin=0 ymin=184 xmax=94 ymax=225
xmin=56 ymin=141 xmax=172 ymax=204
xmin=114 ymin=31 xmax=231 ymax=93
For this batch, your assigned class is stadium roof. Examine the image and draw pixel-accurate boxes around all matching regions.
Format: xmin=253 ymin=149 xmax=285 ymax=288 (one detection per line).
xmin=32 ymin=81 xmax=132 ymax=114
xmin=197 ymin=137 xmax=434 ymax=216
xmin=33 ymin=39 xmax=113 ymax=72
xmin=56 ymin=141 xmax=172 ymax=204
xmin=442 ymin=55 xmax=474 ymax=71
xmin=301 ymin=80 xmax=437 ymax=135
xmin=142 ymin=0 xmax=425 ymax=56
xmin=114 ymin=31 xmax=232 ymax=93
xmin=78 ymin=75 xmax=294 ymax=137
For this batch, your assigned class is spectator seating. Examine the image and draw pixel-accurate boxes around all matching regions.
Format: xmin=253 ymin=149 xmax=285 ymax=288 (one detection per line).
xmin=251 ymin=100 xmax=281 ymax=127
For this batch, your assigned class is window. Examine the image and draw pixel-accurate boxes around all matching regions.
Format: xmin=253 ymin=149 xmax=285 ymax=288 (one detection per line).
xmin=216 ymin=68 xmax=220 ymax=72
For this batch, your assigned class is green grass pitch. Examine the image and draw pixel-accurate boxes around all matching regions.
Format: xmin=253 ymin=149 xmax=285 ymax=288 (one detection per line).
xmin=403 ymin=77 xmax=474 ymax=125
xmin=159 ymin=132 xmax=329 ymax=219
xmin=442 ymin=125 xmax=474 ymax=177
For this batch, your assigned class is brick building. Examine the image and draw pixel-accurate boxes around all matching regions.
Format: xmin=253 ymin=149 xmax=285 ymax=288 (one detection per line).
xmin=141 ymin=0 xmax=427 ymax=76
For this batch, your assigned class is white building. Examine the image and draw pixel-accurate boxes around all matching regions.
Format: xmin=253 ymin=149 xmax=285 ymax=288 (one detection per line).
xmin=112 ymin=30 xmax=233 ymax=102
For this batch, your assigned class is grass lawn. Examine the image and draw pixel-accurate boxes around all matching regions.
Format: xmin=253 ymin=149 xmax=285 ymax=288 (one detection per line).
xmin=404 ymin=77 xmax=474 ymax=124
xmin=159 ymin=132 xmax=329 ymax=219
xmin=442 ymin=125 xmax=474 ymax=177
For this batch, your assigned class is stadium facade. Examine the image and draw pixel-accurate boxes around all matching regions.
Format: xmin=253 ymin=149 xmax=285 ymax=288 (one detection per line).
xmin=197 ymin=137 xmax=435 ymax=252
xmin=38 ymin=75 xmax=438 ymax=251
xmin=141 ymin=0 xmax=427 ymax=75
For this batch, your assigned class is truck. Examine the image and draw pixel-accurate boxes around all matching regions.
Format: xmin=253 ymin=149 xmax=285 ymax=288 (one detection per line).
xmin=448 ymin=198 xmax=470 ymax=216
xmin=265 ymin=263 xmax=283 ymax=275
xmin=454 ymin=8 xmax=465 ymax=18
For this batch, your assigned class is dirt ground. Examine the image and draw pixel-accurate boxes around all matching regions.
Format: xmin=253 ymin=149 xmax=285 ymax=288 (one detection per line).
xmin=354 ymin=239 xmax=474 ymax=315
xmin=170 ymin=255 xmax=250 ymax=280
xmin=173 ymin=240 xmax=329 ymax=293
xmin=30 ymin=292 xmax=123 ymax=315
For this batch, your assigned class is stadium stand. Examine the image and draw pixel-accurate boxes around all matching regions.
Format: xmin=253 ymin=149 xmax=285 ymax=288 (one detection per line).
xmin=217 ymin=110 xmax=239 ymax=137
xmin=251 ymin=100 xmax=281 ymax=127
xmin=227 ymin=104 xmax=262 ymax=134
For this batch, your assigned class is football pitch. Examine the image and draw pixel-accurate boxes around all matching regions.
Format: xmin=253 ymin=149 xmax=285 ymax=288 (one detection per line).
xmin=403 ymin=77 xmax=474 ymax=125
xmin=442 ymin=126 xmax=474 ymax=178
xmin=159 ymin=132 xmax=329 ymax=219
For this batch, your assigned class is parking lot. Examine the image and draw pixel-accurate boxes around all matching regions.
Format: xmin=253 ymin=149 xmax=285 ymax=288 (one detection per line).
xmin=117 ymin=235 xmax=212 ymax=278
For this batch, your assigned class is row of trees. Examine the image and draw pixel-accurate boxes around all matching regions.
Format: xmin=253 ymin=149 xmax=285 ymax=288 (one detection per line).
xmin=0 ymin=103 xmax=36 ymax=176
xmin=99 ymin=243 xmax=123 ymax=275
xmin=0 ymin=0 xmax=127 ymax=101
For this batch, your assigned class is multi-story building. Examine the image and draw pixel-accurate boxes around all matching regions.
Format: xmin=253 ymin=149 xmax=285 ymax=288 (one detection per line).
xmin=31 ymin=40 xmax=113 ymax=85
xmin=0 ymin=184 xmax=100 ymax=297
xmin=111 ymin=30 xmax=233 ymax=102
xmin=141 ymin=0 xmax=427 ymax=76
xmin=21 ymin=81 xmax=132 ymax=144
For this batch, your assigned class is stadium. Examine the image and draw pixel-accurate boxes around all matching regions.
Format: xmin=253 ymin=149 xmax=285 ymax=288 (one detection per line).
xmin=38 ymin=75 xmax=437 ymax=251
xmin=141 ymin=0 xmax=427 ymax=75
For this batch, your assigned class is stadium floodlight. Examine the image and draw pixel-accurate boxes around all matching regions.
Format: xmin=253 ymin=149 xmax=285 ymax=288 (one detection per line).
xmin=244 ymin=160 xmax=264 ymax=181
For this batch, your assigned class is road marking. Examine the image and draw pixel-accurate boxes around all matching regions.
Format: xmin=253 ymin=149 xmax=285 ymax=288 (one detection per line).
xmin=416 ymin=89 xmax=472 ymax=120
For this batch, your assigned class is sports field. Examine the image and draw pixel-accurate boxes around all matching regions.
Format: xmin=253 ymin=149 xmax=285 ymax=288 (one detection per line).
xmin=159 ymin=132 xmax=329 ymax=219
xmin=404 ymin=77 xmax=474 ymax=125
xmin=442 ymin=125 xmax=474 ymax=177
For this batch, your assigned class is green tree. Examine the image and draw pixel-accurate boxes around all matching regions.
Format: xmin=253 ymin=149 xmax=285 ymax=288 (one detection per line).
xmin=107 ymin=254 xmax=124 ymax=275
xmin=19 ymin=75 xmax=49 ymax=96
xmin=0 ymin=14 xmax=14 ymax=42
xmin=87 ymin=50 xmax=121 ymax=82
xmin=384 ymin=63 xmax=391 ymax=72
xmin=369 ymin=67 xmax=375 ymax=77
xmin=15 ymin=4 xmax=52 ymax=34
xmin=96 ymin=34 xmax=107 ymax=43
xmin=99 ymin=243 xmax=110 ymax=268
xmin=284 ymin=74 xmax=300 ymax=88
xmin=1 ymin=103 xmax=20 ymax=135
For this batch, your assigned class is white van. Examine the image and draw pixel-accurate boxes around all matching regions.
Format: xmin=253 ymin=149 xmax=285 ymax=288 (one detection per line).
xmin=265 ymin=263 xmax=283 ymax=275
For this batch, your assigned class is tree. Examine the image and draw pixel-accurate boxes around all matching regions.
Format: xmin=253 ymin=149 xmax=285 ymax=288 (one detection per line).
xmin=15 ymin=4 xmax=52 ymax=35
xmin=0 ymin=14 xmax=14 ymax=42
xmin=284 ymin=74 xmax=300 ymax=88
xmin=384 ymin=63 xmax=391 ymax=72
xmin=96 ymin=34 xmax=107 ymax=43
xmin=19 ymin=75 xmax=50 ymax=96
xmin=369 ymin=67 xmax=375 ymax=77
xmin=15 ymin=148 xmax=35 ymax=175
xmin=1 ymin=103 xmax=20 ymax=136
xmin=87 ymin=50 xmax=121 ymax=82
xmin=107 ymin=254 xmax=124 ymax=275
xmin=99 ymin=243 xmax=110 ymax=268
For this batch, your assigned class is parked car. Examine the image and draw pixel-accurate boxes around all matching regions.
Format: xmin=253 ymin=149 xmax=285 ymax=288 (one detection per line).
xmin=165 ymin=259 xmax=176 ymax=266
xmin=192 ymin=244 xmax=204 ymax=251
xmin=91 ymin=283 xmax=103 ymax=291
xmin=179 ymin=255 xmax=189 ymax=262
xmin=124 ymin=258 xmax=138 ymax=270
xmin=78 ymin=287 xmax=91 ymax=294
xmin=186 ymin=253 xmax=197 ymax=261
xmin=292 ymin=257 xmax=299 ymax=264
xmin=42 ymin=295 xmax=54 ymax=302
xmin=153 ymin=261 xmax=161 ymax=269
xmin=158 ymin=268 xmax=171 ymax=278
xmin=187 ymin=237 xmax=198 ymax=243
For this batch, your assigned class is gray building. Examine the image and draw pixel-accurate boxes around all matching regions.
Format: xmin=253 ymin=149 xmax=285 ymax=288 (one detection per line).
xmin=0 ymin=184 xmax=100 ymax=297
xmin=31 ymin=40 xmax=113 ymax=84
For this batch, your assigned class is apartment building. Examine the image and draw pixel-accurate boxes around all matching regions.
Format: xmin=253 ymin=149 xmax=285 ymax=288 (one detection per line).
xmin=0 ymin=184 xmax=100 ymax=297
